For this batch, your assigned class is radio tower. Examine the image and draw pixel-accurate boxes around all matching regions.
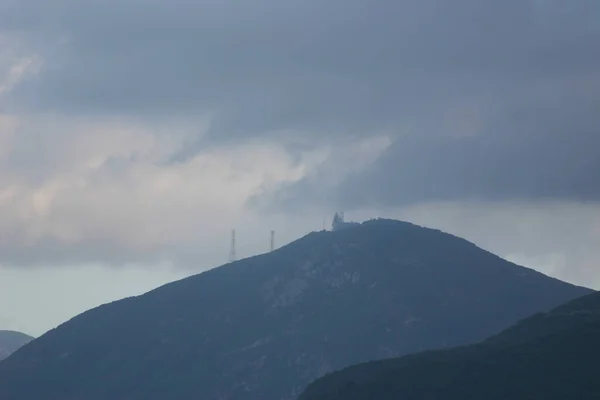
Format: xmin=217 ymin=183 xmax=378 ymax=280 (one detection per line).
xmin=270 ymin=230 xmax=275 ymax=252
xmin=228 ymin=229 xmax=236 ymax=263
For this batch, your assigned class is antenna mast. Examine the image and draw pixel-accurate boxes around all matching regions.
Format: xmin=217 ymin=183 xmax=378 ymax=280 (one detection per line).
xmin=228 ymin=229 xmax=236 ymax=263
xmin=270 ymin=230 xmax=275 ymax=252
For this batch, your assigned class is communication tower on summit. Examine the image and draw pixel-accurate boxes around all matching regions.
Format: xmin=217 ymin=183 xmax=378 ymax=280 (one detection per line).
xmin=270 ymin=230 xmax=275 ymax=252
xmin=228 ymin=229 xmax=236 ymax=263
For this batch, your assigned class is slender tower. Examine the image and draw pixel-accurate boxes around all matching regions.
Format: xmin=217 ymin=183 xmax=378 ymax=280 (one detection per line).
xmin=228 ymin=229 xmax=236 ymax=263
xmin=270 ymin=230 xmax=275 ymax=252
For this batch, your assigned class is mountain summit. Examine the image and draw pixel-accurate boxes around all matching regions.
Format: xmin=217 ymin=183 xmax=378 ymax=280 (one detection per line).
xmin=0 ymin=219 xmax=591 ymax=400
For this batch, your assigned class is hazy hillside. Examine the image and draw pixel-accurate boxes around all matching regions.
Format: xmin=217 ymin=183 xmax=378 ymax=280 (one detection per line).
xmin=0 ymin=331 xmax=34 ymax=361
xmin=0 ymin=219 xmax=591 ymax=400
xmin=300 ymin=291 xmax=600 ymax=400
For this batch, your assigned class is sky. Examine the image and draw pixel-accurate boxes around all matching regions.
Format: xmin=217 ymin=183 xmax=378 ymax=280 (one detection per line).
xmin=1 ymin=0 xmax=600 ymax=336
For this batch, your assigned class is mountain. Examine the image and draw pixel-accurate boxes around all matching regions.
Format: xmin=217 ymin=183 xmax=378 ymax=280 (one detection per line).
xmin=0 ymin=331 xmax=33 ymax=361
xmin=300 ymin=291 xmax=600 ymax=400
xmin=0 ymin=219 xmax=592 ymax=400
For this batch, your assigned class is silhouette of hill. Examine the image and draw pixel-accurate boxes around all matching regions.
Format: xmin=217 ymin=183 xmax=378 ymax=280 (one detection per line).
xmin=0 ymin=219 xmax=591 ymax=400
xmin=0 ymin=331 xmax=33 ymax=361
xmin=300 ymin=290 xmax=600 ymax=400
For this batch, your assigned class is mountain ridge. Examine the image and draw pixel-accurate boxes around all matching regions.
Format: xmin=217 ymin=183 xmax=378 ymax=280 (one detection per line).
xmin=0 ymin=219 xmax=592 ymax=400
xmin=300 ymin=290 xmax=600 ymax=400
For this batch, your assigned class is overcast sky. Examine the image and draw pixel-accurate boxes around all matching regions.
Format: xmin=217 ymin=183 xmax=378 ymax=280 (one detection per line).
xmin=1 ymin=0 xmax=599 ymax=336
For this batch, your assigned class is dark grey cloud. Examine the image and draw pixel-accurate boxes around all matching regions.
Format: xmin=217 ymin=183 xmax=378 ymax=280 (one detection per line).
xmin=3 ymin=0 xmax=600 ymax=206
xmin=262 ymin=81 xmax=600 ymax=209
xmin=4 ymin=1 xmax=596 ymax=122
xmin=335 ymin=90 xmax=600 ymax=207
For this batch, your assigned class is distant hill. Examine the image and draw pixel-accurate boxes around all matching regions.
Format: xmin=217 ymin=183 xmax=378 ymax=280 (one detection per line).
xmin=0 ymin=219 xmax=592 ymax=400
xmin=0 ymin=331 xmax=33 ymax=361
xmin=300 ymin=290 xmax=600 ymax=400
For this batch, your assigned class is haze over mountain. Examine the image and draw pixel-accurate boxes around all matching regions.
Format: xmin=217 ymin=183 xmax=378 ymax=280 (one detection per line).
xmin=301 ymin=290 xmax=600 ymax=400
xmin=0 ymin=219 xmax=591 ymax=400
xmin=0 ymin=330 xmax=33 ymax=361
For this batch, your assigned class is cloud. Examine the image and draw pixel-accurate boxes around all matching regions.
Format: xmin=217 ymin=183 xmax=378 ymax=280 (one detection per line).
xmin=1 ymin=0 xmax=600 ymax=272
xmin=4 ymin=1 xmax=597 ymax=130
xmin=4 ymin=0 xmax=599 ymax=203
xmin=0 ymin=113 xmax=326 ymax=267
xmin=334 ymin=106 xmax=600 ymax=208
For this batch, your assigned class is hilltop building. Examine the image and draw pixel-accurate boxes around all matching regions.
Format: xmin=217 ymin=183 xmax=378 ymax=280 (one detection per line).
xmin=331 ymin=212 xmax=359 ymax=231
